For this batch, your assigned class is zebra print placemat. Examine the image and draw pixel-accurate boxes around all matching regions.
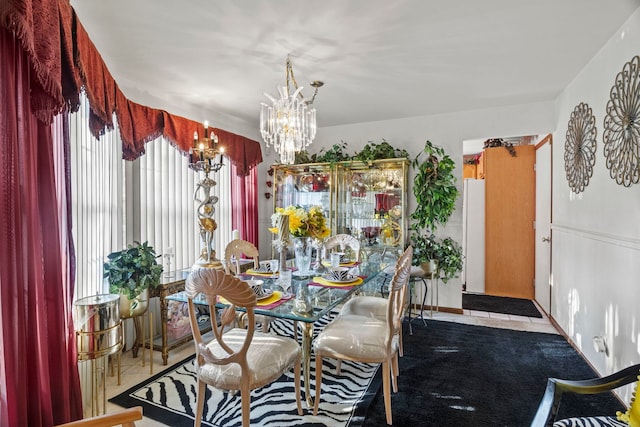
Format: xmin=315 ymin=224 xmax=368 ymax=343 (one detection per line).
xmin=110 ymin=316 xmax=381 ymax=427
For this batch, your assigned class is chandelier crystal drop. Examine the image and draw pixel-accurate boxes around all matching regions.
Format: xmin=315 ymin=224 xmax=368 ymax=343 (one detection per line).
xmin=260 ymin=56 xmax=323 ymax=164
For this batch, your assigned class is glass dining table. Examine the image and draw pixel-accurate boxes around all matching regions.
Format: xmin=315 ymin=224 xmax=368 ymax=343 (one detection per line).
xmin=166 ymin=260 xmax=387 ymax=406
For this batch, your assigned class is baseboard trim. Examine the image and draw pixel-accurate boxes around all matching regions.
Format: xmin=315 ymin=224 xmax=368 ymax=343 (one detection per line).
xmin=411 ymin=303 xmax=463 ymax=315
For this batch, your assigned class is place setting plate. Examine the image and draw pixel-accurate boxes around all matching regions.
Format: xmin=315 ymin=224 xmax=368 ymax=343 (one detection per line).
xmin=256 ymin=289 xmax=274 ymax=301
xmin=322 ymin=274 xmax=359 ymax=284
xmin=246 ymin=260 xmax=279 ymax=276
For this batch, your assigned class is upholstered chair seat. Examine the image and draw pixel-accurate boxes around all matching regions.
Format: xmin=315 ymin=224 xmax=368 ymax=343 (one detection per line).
xmin=313 ymin=314 xmax=399 ymax=361
xmin=552 ymin=416 xmax=627 ymax=426
xmin=197 ymin=328 xmax=301 ymax=390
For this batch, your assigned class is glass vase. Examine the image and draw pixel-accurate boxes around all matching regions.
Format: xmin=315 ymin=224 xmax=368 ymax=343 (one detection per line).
xmin=293 ymin=237 xmax=312 ymax=276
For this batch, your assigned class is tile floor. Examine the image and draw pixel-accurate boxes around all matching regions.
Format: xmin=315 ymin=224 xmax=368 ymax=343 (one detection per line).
xmin=95 ymin=306 xmax=557 ymax=425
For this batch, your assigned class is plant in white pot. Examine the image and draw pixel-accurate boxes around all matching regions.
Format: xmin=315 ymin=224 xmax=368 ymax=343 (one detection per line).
xmin=103 ymin=241 xmax=163 ymax=318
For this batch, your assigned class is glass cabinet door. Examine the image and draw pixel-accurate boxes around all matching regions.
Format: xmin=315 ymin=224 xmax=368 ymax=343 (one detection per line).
xmin=271 ymin=159 xmax=409 ymax=259
xmin=272 ymin=162 xmax=335 ymax=228
xmin=335 ymin=158 xmax=409 ymax=257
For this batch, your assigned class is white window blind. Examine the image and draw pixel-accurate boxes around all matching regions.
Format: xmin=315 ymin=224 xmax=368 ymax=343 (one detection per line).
xmin=69 ymin=96 xmax=125 ymax=299
xmin=69 ymin=94 xmax=234 ymax=299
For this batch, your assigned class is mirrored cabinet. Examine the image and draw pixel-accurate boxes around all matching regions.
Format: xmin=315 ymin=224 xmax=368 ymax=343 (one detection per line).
xmin=272 ymin=158 xmax=409 ymax=258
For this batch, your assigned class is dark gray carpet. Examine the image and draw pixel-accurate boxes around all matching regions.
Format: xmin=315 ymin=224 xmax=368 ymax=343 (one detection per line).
xmin=363 ymin=319 xmax=624 ymax=426
xmin=463 ymin=293 xmax=543 ymax=318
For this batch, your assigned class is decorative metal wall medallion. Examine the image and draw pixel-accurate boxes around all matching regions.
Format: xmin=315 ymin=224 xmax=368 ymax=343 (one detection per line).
xmin=564 ymin=102 xmax=597 ymax=193
xmin=603 ymin=55 xmax=640 ymax=187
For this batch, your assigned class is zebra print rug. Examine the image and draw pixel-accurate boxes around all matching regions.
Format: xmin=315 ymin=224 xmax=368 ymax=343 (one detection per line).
xmin=110 ymin=315 xmax=381 ymax=426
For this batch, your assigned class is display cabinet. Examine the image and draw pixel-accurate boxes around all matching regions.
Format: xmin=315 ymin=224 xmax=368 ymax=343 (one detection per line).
xmin=271 ymin=158 xmax=410 ymax=258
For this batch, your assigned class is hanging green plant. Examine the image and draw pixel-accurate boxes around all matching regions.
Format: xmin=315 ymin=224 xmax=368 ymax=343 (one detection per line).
xmin=410 ymin=140 xmax=459 ymax=232
xmin=409 ymin=140 xmax=463 ymax=277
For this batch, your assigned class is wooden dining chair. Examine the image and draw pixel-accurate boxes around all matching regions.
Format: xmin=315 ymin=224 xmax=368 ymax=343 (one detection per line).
xmin=224 ymin=238 xmax=260 ymax=276
xmin=223 ymin=238 xmax=271 ymax=332
xmin=322 ymin=234 xmax=361 ymax=262
xmin=313 ymin=246 xmax=413 ymax=425
xmin=54 ymin=407 xmax=143 ymax=427
xmin=339 ymin=249 xmax=412 ymax=361
xmin=185 ymin=269 xmax=303 ymax=427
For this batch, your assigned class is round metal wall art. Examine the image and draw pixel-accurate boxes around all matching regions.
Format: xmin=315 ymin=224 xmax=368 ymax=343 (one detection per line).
xmin=565 ymin=102 xmax=597 ymax=194
xmin=603 ymin=55 xmax=640 ymax=187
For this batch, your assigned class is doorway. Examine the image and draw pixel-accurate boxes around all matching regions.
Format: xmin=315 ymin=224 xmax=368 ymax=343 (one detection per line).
xmin=461 ymin=135 xmax=551 ymax=306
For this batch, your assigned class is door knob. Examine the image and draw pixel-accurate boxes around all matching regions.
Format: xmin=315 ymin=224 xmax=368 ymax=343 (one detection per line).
xmin=542 ymin=236 xmax=551 ymax=243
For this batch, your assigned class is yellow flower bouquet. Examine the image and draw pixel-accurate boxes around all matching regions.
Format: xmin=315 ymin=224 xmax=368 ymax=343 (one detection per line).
xmin=270 ymin=205 xmax=330 ymax=240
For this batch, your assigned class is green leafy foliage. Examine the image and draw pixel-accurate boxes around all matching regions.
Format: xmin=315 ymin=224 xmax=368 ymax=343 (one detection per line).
xmin=410 ymin=233 xmax=463 ymax=283
xmin=292 ymin=139 xmax=408 ymax=165
xmin=410 ymin=140 xmax=463 ymax=279
xmin=410 ymin=140 xmax=459 ymax=231
xmin=295 ymin=141 xmax=351 ymax=164
xmin=352 ymin=139 xmax=409 ymax=162
xmin=103 ymin=241 xmax=163 ymax=301
xmin=315 ymin=141 xmax=352 ymax=163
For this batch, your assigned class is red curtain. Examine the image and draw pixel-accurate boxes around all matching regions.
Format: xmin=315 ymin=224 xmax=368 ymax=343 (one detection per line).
xmin=231 ymin=162 xmax=259 ymax=247
xmin=0 ymin=27 xmax=82 ymax=427
xmin=1 ymin=0 xmax=262 ymax=175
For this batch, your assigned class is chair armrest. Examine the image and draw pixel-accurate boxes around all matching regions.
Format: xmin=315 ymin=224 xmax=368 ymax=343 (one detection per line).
xmin=531 ymin=363 xmax=640 ymax=427
xmin=54 ymin=406 xmax=143 ymax=427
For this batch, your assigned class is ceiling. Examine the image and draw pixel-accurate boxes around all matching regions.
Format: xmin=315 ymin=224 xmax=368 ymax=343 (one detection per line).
xmin=71 ymin=0 xmax=639 ymax=140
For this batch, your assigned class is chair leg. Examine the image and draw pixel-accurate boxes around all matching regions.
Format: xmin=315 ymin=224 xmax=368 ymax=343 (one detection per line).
xmin=294 ymin=354 xmax=303 ymax=416
xmin=336 ymin=359 xmax=342 ymax=375
xmin=382 ymin=361 xmax=393 ymax=425
xmin=391 ymin=352 xmax=399 ymax=393
xmin=313 ymin=354 xmax=323 ymax=415
xmin=195 ymin=380 xmax=206 ymax=427
xmin=241 ymin=386 xmax=251 ymax=427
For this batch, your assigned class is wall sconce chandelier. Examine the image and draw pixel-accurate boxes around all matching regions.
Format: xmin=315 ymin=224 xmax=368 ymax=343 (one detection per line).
xmin=189 ymin=121 xmax=225 ymax=270
xmin=260 ymin=55 xmax=323 ymax=164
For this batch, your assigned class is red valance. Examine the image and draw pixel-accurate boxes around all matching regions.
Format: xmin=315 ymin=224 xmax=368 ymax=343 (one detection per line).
xmin=0 ymin=0 xmax=263 ymax=176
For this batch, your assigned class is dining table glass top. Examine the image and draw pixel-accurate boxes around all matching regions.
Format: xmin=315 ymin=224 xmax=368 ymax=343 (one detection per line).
xmin=165 ymin=260 xmax=388 ymax=322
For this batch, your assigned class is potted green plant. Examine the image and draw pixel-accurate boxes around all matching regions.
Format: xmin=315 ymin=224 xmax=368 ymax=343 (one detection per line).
xmin=410 ymin=140 xmax=463 ymax=280
xmin=411 ymin=233 xmax=463 ymax=283
xmin=103 ymin=241 xmax=163 ymax=317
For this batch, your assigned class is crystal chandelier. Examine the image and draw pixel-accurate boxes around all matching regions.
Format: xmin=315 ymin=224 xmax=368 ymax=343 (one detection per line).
xmin=260 ymin=56 xmax=323 ymax=164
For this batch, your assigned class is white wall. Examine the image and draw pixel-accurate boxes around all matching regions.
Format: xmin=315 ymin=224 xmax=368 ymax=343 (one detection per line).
xmin=551 ymin=8 xmax=640 ymax=383
xmin=253 ymin=4 xmax=640 ymax=402
xmin=257 ymin=100 xmax=556 ymax=310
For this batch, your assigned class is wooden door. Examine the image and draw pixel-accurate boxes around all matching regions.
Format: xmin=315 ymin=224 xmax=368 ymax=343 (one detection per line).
xmin=484 ymin=146 xmax=535 ymax=299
